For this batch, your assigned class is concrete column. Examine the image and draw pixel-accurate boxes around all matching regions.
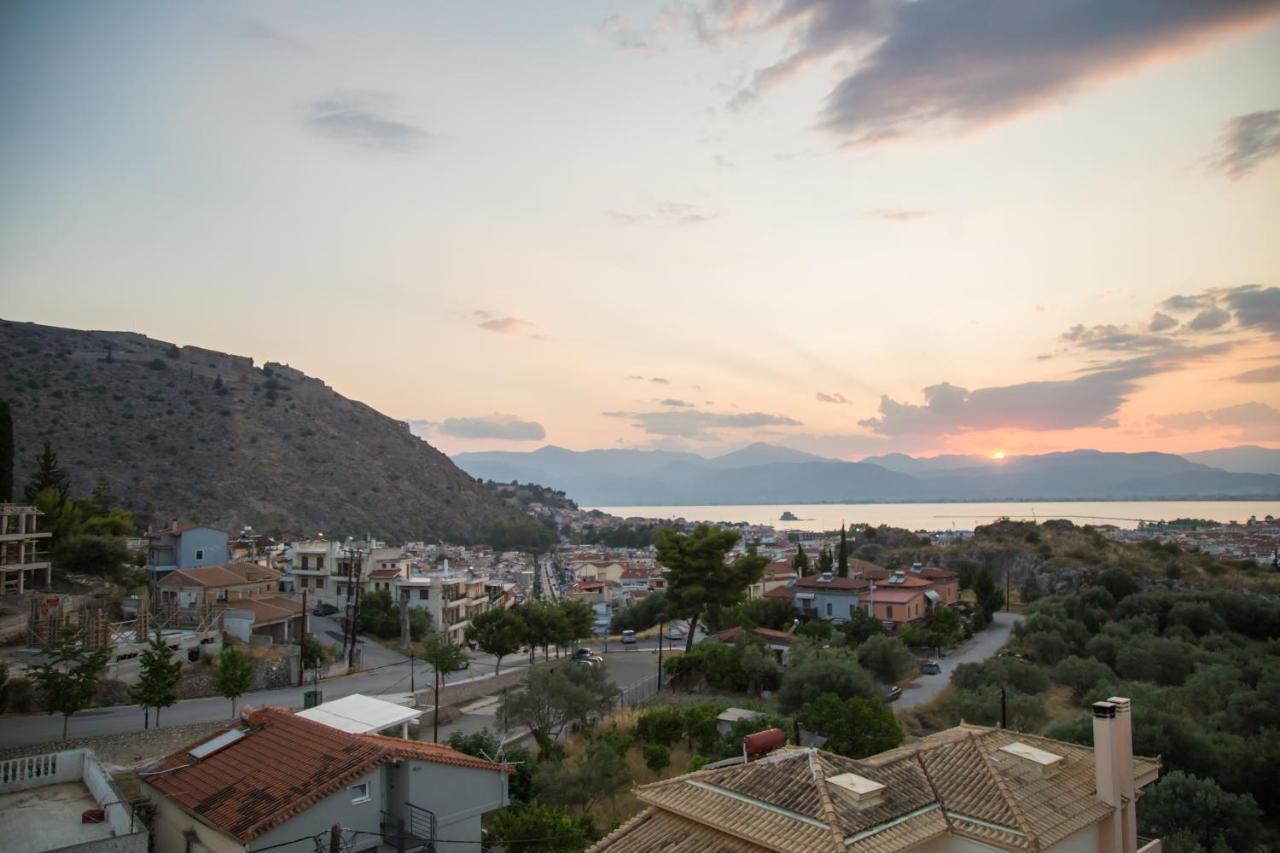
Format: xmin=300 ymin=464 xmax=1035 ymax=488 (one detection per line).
xmin=1093 ymin=701 xmax=1122 ymax=853
xmin=1109 ymin=697 xmax=1137 ymax=853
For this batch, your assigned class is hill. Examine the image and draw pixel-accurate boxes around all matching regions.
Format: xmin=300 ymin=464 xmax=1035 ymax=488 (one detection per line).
xmin=0 ymin=319 xmax=521 ymax=541
xmin=453 ymin=444 xmax=1280 ymax=505
xmin=1185 ymin=445 xmax=1280 ymax=475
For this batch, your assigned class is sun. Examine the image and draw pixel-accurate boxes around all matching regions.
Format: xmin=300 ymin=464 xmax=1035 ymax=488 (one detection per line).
xmin=991 ymin=451 xmax=1006 ymax=460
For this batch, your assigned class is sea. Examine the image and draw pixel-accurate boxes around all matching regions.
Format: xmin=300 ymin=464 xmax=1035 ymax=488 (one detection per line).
xmin=587 ymin=501 xmax=1280 ymax=533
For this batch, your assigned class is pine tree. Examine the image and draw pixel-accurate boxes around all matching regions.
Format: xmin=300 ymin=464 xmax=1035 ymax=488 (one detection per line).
xmin=24 ymin=440 xmax=71 ymax=505
xmin=837 ymin=524 xmax=849 ymax=577
xmin=130 ymin=630 xmax=183 ymax=728
xmin=0 ymin=400 xmax=13 ymax=502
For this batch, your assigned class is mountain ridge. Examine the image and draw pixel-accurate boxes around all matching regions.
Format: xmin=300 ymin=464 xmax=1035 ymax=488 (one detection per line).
xmin=0 ymin=319 xmax=521 ymax=541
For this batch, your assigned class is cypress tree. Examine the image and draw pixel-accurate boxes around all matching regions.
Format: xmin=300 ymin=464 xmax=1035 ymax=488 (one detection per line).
xmin=837 ymin=524 xmax=849 ymax=577
xmin=0 ymin=401 xmax=13 ymax=502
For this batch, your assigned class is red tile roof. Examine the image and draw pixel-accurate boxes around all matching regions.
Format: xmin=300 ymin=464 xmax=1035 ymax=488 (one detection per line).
xmin=711 ymin=626 xmax=797 ymax=646
xmin=159 ymin=562 xmax=281 ymax=588
xmin=367 ymin=567 xmax=402 ymax=580
xmin=226 ymin=596 xmax=303 ymax=624
xmin=143 ymin=707 xmax=506 ymax=842
xmin=793 ymin=574 xmax=870 ymax=591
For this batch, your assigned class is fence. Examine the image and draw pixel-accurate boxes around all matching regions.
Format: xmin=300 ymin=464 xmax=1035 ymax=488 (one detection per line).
xmin=616 ymin=673 xmax=661 ymax=709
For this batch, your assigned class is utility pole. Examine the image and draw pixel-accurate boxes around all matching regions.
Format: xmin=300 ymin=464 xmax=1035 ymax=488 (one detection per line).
xmin=656 ymin=614 xmax=665 ymax=692
xmin=1000 ymin=685 xmax=1008 ymax=730
xmin=298 ymin=589 xmax=308 ymax=687
xmin=433 ymin=658 xmax=442 ymax=743
xmin=409 ymin=650 xmax=415 ymax=694
xmin=328 ymin=824 xmax=342 ymax=853
xmin=344 ymin=543 xmax=366 ymax=670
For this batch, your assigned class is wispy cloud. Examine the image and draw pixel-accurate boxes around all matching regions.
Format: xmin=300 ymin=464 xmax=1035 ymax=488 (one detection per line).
xmin=473 ymin=310 xmax=537 ymax=337
xmin=816 ymin=391 xmax=852 ymax=404
xmin=436 ymin=414 xmax=546 ymax=441
xmin=660 ymin=399 xmax=694 ymax=407
xmin=305 ymin=94 xmax=430 ymax=152
xmin=1210 ymin=109 xmax=1280 ymax=179
xmin=604 ymin=408 xmax=801 ymax=438
xmin=1233 ymin=363 xmax=1280 ymax=384
xmin=596 ymin=14 xmax=654 ymax=55
xmin=605 ymin=202 xmax=718 ymax=225
xmin=867 ymin=208 xmax=931 ymax=223
xmin=691 ymin=0 xmax=1280 ymax=145
xmin=236 ymin=18 xmax=307 ymax=52
xmin=1155 ymin=402 xmax=1280 ymax=441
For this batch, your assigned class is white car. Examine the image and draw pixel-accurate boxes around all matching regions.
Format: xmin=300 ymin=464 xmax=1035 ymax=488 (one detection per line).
xmin=621 ymin=630 xmax=638 ymax=644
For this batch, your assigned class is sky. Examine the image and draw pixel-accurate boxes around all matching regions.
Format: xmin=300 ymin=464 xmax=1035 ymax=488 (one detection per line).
xmin=2 ymin=0 xmax=1279 ymax=461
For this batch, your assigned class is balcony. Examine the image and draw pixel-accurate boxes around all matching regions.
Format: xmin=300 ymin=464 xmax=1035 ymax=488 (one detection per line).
xmin=381 ymin=802 xmax=436 ymax=853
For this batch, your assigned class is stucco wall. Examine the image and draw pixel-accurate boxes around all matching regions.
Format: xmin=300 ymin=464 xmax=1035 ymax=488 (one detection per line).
xmin=249 ymin=770 xmax=383 ymax=853
xmin=399 ymin=759 xmax=507 ymax=853
xmin=141 ymin=783 xmax=245 ymax=853
xmin=177 ymin=529 xmax=229 ymax=569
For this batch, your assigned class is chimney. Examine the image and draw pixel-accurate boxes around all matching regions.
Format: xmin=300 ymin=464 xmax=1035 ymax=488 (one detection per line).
xmin=1093 ymin=701 xmax=1122 ymax=853
xmin=1108 ymin=697 xmax=1138 ymax=853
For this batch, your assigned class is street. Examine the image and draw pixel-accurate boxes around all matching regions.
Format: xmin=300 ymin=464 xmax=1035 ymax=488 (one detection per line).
xmin=898 ymin=611 xmax=1024 ymax=709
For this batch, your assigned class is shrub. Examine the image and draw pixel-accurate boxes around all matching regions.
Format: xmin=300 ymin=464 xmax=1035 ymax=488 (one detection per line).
xmin=800 ymin=693 xmax=903 ymax=758
xmin=855 ymin=635 xmax=915 ymax=684
xmin=683 ymin=703 xmax=727 ymax=754
xmin=1024 ymin=630 xmax=1072 ymax=665
xmin=1051 ymin=656 xmax=1115 ymax=704
xmin=643 ymin=743 xmax=671 ymax=774
xmin=1096 ymin=569 xmax=1139 ymax=602
xmin=952 ymin=657 xmax=1050 ymax=695
xmin=1139 ymin=771 xmax=1262 ymax=852
xmin=635 ymin=706 xmax=685 ymax=746
xmin=951 ymin=685 xmax=1046 ymax=732
xmin=778 ymin=653 xmax=877 ymax=713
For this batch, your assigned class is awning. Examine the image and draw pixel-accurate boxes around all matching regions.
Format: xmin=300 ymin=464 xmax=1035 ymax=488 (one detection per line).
xmin=925 ymin=590 xmax=942 ymax=604
xmin=296 ymin=693 xmax=423 ymax=734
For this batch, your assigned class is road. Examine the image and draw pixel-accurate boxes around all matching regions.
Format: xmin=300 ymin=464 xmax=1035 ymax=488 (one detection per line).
xmin=0 ymin=627 xmax=675 ymax=749
xmin=898 ymin=611 xmax=1024 ymax=709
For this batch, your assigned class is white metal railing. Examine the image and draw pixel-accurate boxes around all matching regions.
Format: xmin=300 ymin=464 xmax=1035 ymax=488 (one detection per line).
xmin=0 ymin=750 xmax=81 ymax=790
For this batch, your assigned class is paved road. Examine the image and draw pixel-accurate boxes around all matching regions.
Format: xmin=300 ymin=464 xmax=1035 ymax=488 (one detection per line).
xmin=0 ymin=631 xmax=674 ymax=749
xmin=898 ymin=611 xmax=1024 ymax=709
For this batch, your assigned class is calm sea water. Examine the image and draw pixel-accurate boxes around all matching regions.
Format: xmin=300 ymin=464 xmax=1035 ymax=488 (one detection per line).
xmin=588 ymin=501 xmax=1280 ymax=532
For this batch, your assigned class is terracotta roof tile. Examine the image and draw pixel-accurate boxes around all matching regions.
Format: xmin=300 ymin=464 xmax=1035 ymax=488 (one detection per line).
xmin=142 ymin=707 xmax=505 ymax=842
xmin=158 ymin=562 xmax=281 ymax=588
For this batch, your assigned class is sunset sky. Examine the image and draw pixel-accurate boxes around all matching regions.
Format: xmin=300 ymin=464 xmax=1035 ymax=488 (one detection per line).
xmin=2 ymin=1 xmax=1279 ymax=460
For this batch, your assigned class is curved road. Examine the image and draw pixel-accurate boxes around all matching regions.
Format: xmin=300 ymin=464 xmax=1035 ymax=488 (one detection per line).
xmin=899 ymin=611 xmax=1024 ymax=709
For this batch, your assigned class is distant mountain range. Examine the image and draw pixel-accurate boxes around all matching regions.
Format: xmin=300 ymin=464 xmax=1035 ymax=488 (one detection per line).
xmin=453 ymin=443 xmax=1280 ymax=506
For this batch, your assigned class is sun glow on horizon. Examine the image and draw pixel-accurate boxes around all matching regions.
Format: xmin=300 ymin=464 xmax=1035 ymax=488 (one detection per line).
xmin=991 ymin=451 xmax=1006 ymax=460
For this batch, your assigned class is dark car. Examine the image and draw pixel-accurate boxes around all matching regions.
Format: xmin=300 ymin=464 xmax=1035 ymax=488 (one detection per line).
xmin=312 ymin=603 xmax=339 ymax=616
xmin=921 ymin=660 xmax=942 ymax=675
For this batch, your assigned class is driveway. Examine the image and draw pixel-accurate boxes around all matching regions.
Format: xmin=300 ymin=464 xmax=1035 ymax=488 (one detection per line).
xmin=898 ymin=611 xmax=1024 ymax=710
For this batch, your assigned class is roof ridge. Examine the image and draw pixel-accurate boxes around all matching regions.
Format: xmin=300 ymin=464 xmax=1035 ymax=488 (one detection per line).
xmin=914 ymin=749 xmax=954 ymax=835
xmin=972 ymin=734 xmax=1039 ymax=850
xmin=805 ymin=750 xmax=847 ymax=853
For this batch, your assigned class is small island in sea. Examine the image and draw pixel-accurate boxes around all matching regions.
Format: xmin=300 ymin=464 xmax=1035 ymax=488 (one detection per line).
xmin=779 ymin=511 xmax=799 ymax=521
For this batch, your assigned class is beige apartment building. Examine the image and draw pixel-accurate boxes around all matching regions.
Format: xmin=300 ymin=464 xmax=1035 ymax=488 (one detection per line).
xmin=0 ymin=504 xmax=52 ymax=595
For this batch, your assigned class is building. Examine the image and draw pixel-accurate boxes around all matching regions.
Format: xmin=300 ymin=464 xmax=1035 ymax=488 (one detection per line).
xmin=593 ymin=697 xmax=1160 ymax=852
xmin=297 ymin=692 xmax=424 ymax=739
xmin=223 ymin=596 xmax=306 ymax=644
xmin=0 ymin=504 xmax=52 ymax=595
xmin=746 ymin=559 xmax=798 ymax=600
xmin=782 ymin=573 xmax=871 ymax=622
xmin=141 ymin=706 xmax=509 ymax=853
xmin=710 ymin=625 xmax=799 ymax=665
xmin=395 ymin=572 xmax=507 ymax=644
xmin=0 ymin=748 xmax=149 ymax=853
xmin=145 ymin=523 xmax=229 ymax=585
xmin=157 ymin=562 xmax=282 ymax=608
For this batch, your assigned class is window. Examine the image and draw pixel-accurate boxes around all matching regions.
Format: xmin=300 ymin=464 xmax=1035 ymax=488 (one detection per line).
xmin=195 ymin=549 xmax=204 ymax=561
xmin=886 ymin=605 xmax=894 ymax=618
xmin=315 ymin=578 xmax=324 ymax=589
xmin=850 ymin=603 xmax=856 ymax=617
xmin=419 ymin=589 xmax=428 ymax=600
xmin=316 ymin=556 xmax=325 ymax=570
xmin=349 ymin=782 xmax=370 ymax=804
xmin=826 ymin=602 xmax=832 ymax=617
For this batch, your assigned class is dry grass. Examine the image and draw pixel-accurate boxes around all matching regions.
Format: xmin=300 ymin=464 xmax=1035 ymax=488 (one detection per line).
xmin=897 ymin=686 xmax=956 ymax=737
xmin=1042 ymin=684 xmax=1081 ymax=724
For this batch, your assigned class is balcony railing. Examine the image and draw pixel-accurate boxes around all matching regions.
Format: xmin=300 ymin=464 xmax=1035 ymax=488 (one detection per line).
xmin=381 ymin=802 xmax=436 ymax=853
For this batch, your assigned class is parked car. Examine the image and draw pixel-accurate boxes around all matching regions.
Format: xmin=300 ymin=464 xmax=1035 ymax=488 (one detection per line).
xmin=921 ymin=660 xmax=942 ymax=675
xmin=664 ymin=629 xmax=686 ymax=642
xmin=621 ymin=630 xmax=637 ymax=644
xmin=882 ymin=684 xmax=903 ymax=702
xmin=573 ymin=648 xmax=603 ymax=664
xmin=312 ymin=603 xmax=339 ymax=616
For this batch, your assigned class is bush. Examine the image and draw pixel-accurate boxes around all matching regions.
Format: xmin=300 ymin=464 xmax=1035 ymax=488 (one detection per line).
xmin=855 ymin=635 xmax=915 ymax=684
xmin=6 ymin=677 xmax=37 ymax=712
xmin=1051 ymin=656 xmax=1115 ymax=704
xmin=643 ymin=743 xmax=671 ymax=773
xmin=1024 ymin=631 xmax=1072 ymax=665
xmin=1138 ymin=771 xmax=1262 ymax=852
xmin=951 ymin=685 xmax=1046 ymax=732
xmin=800 ymin=693 xmax=903 ymax=758
xmin=778 ymin=653 xmax=877 ymax=713
xmin=952 ymin=658 xmax=1050 ymax=695
xmin=635 ymin=706 xmax=685 ymax=746
xmin=1096 ymin=569 xmax=1139 ymax=602
xmin=683 ymin=702 xmax=728 ymax=754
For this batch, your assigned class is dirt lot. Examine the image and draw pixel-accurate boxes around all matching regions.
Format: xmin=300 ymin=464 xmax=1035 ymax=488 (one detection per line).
xmin=0 ymin=719 xmax=224 ymax=769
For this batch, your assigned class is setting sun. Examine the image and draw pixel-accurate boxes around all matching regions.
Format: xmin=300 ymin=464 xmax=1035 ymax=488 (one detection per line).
xmin=992 ymin=451 xmax=1006 ymax=460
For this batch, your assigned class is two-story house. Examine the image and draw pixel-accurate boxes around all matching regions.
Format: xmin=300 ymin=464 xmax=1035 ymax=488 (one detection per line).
xmin=141 ymin=706 xmax=509 ymax=853
xmin=146 ymin=523 xmax=229 ymax=585
xmin=158 ymin=562 xmax=282 ymax=608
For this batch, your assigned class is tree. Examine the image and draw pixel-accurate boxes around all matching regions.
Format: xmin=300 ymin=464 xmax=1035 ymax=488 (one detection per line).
xmin=57 ymin=535 xmax=130 ymax=579
xmin=1019 ymin=574 xmax=1044 ymax=605
xmin=28 ymin=631 xmax=109 ymax=738
xmin=498 ymin=663 xmax=618 ymax=752
xmin=24 ymin=440 xmax=70 ymax=505
xmin=730 ymin=596 xmax=798 ymax=631
xmin=0 ymin=400 xmax=13 ymax=502
xmin=818 ymin=545 xmax=834 ymax=574
xmin=951 ymin=685 xmax=1046 ymax=731
xmin=1051 ymin=656 xmax=1115 ymax=704
xmin=1139 ymin=771 xmax=1262 ymax=852
xmin=467 ymin=608 xmax=525 ymax=677
xmin=792 ymin=546 xmax=810 ymax=575
xmin=534 ymin=738 xmax=630 ymax=811
xmin=778 ymin=652 xmax=877 ymax=713
xmin=837 ymin=524 xmax=849 ymax=577
xmin=838 ymin=609 xmax=885 ymax=646
xmin=129 ymin=630 xmax=182 ymax=728
xmin=212 ymin=645 xmax=254 ymax=717
xmin=973 ymin=567 xmax=1005 ymax=624
xmin=800 ymin=693 xmax=903 ymax=758
xmin=559 ymin=600 xmax=594 ymax=650
xmin=739 ymin=639 xmax=782 ymax=696
xmin=419 ymin=632 xmax=469 ymax=741
xmin=643 ymin=742 xmax=671 ymax=773
xmin=855 ymin=635 xmax=915 ymax=684
xmin=486 ymin=802 xmax=597 ymax=852
xmin=447 ymin=727 xmax=535 ymax=803
xmin=519 ymin=601 xmax=565 ymax=662
xmin=656 ymin=524 xmax=767 ymax=652
xmin=609 ymin=591 xmax=668 ymax=633
xmin=299 ymin=633 xmax=330 ymax=671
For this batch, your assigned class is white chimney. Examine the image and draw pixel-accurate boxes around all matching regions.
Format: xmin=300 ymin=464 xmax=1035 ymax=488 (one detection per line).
xmin=1108 ymin=696 xmax=1137 ymax=853
xmin=1093 ymin=701 xmax=1123 ymax=853
xmin=827 ymin=772 xmax=885 ymax=810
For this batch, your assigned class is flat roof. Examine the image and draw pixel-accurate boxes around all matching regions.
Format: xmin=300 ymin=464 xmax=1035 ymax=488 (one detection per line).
xmin=0 ymin=782 xmax=115 ymax=853
xmin=296 ymin=693 xmax=423 ymax=734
